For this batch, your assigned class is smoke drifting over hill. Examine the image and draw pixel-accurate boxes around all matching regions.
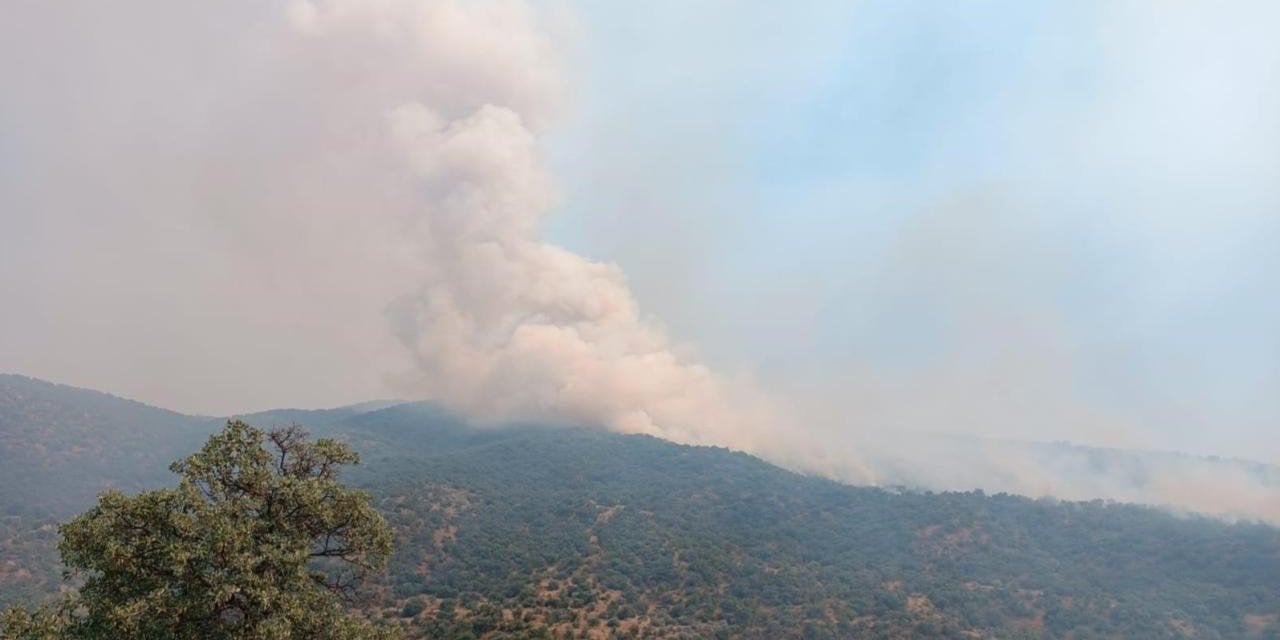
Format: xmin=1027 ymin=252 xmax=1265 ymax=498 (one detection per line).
xmin=0 ymin=0 xmax=787 ymax=452
xmin=1 ymin=1 xmax=1276 ymax=523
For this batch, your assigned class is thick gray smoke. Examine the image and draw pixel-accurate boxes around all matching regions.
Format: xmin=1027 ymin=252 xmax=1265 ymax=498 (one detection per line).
xmin=1 ymin=1 xmax=1275 ymax=525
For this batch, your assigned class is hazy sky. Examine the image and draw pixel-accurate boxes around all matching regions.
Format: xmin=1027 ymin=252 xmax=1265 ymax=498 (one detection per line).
xmin=547 ymin=1 xmax=1280 ymax=461
xmin=2 ymin=1 xmax=1278 ymax=467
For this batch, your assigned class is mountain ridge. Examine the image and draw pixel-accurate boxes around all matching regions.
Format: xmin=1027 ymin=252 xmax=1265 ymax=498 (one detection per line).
xmin=5 ymin=372 xmax=1276 ymax=498
xmin=2 ymin=374 xmax=1279 ymax=638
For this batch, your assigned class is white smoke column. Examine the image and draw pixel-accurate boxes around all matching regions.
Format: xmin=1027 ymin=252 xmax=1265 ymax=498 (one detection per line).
xmin=381 ymin=102 xmax=765 ymax=445
xmin=8 ymin=0 xmax=1273 ymax=524
xmin=346 ymin=4 xmax=1278 ymax=524
xmin=0 ymin=0 xmax=802 ymax=457
xmin=283 ymin=0 xmax=789 ymax=453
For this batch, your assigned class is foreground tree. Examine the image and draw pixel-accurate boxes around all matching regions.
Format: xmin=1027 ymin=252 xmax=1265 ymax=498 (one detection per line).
xmin=2 ymin=421 xmax=399 ymax=640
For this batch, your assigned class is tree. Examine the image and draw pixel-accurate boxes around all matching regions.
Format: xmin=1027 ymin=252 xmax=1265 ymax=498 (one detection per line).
xmin=2 ymin=420 xmax=399 ymax=640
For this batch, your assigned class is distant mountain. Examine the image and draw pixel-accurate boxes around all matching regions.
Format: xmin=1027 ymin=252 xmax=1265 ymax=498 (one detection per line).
xmin=0 ymin=374 xmax=218 ymax=604
xmin=0 ymin=374 xmax=209 ymax=516
xmin=1 ymin=375 xmax=1278 ymax=639
xmin=231 ymin=399 xmax=406 ymax=432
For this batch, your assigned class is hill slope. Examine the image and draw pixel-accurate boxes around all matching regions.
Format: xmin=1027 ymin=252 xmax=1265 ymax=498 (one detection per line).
xmin=1 ymin=376 xmax=1278 ymax=639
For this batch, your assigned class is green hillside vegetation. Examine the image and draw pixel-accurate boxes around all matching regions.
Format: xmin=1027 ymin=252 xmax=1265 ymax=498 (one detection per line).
xmin=4 ymin=421 xmax=397 ymax=639
xmin=0 ymin=376 xmax=211 ymax=606
xmin=2 ymin=376 xmax=1278 ymax=639
xmin=0 ymin=375 xmax=209 ymax=512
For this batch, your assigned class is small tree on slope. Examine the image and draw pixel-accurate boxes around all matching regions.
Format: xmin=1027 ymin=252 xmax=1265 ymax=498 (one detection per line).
xmin=1 ymin=420 xmax=399 ymax=640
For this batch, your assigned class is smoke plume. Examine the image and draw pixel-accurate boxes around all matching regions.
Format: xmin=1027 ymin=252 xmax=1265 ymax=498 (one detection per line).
xmin=291 ymin=1 xmax=785 ymax=450
xmin=0 ymin=0 xmax=788 ymax=452
xmin=1 ymin=1 xmax=1275 ymax=525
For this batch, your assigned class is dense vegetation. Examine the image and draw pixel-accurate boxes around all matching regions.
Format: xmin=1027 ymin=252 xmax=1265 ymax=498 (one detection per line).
xmin=3 ymin=419 xmax=398 ymax=639
xmin=2 ymin=375 xmax=1278 ymax=639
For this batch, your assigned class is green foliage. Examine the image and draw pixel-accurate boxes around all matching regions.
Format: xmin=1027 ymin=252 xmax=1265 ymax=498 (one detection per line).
xmin=399 ymin=600 xmax=424 ymax=619
xmin=0 ymin=603 xmax=69 ymax=640
xmin=3 ymin=379 xmax=1280 ymax=639
xmin=341 ymin=406 xmax=1280 ymax=639
xmin=3 ymin=420 xmax=398 ymax=640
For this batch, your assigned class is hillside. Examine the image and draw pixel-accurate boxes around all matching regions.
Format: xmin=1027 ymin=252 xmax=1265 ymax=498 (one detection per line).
xmin=0 ymin=374 xmax=209 ymax=509
xmin=1 ymin=376 xmax=1278 ymax=639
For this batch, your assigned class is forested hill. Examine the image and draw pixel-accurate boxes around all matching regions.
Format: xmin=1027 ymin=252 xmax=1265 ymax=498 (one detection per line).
xmin=2 ymin=375 xmax=1279 ymax=639
xmin=0 ymin=374 xmax=209 ymax=516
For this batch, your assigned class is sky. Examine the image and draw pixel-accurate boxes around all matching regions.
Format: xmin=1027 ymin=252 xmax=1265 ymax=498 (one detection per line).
xmin=1 ymin=0 xmax=1278 ymax=489
xmin=546 ymin=1 xmax=1280 ymax=461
